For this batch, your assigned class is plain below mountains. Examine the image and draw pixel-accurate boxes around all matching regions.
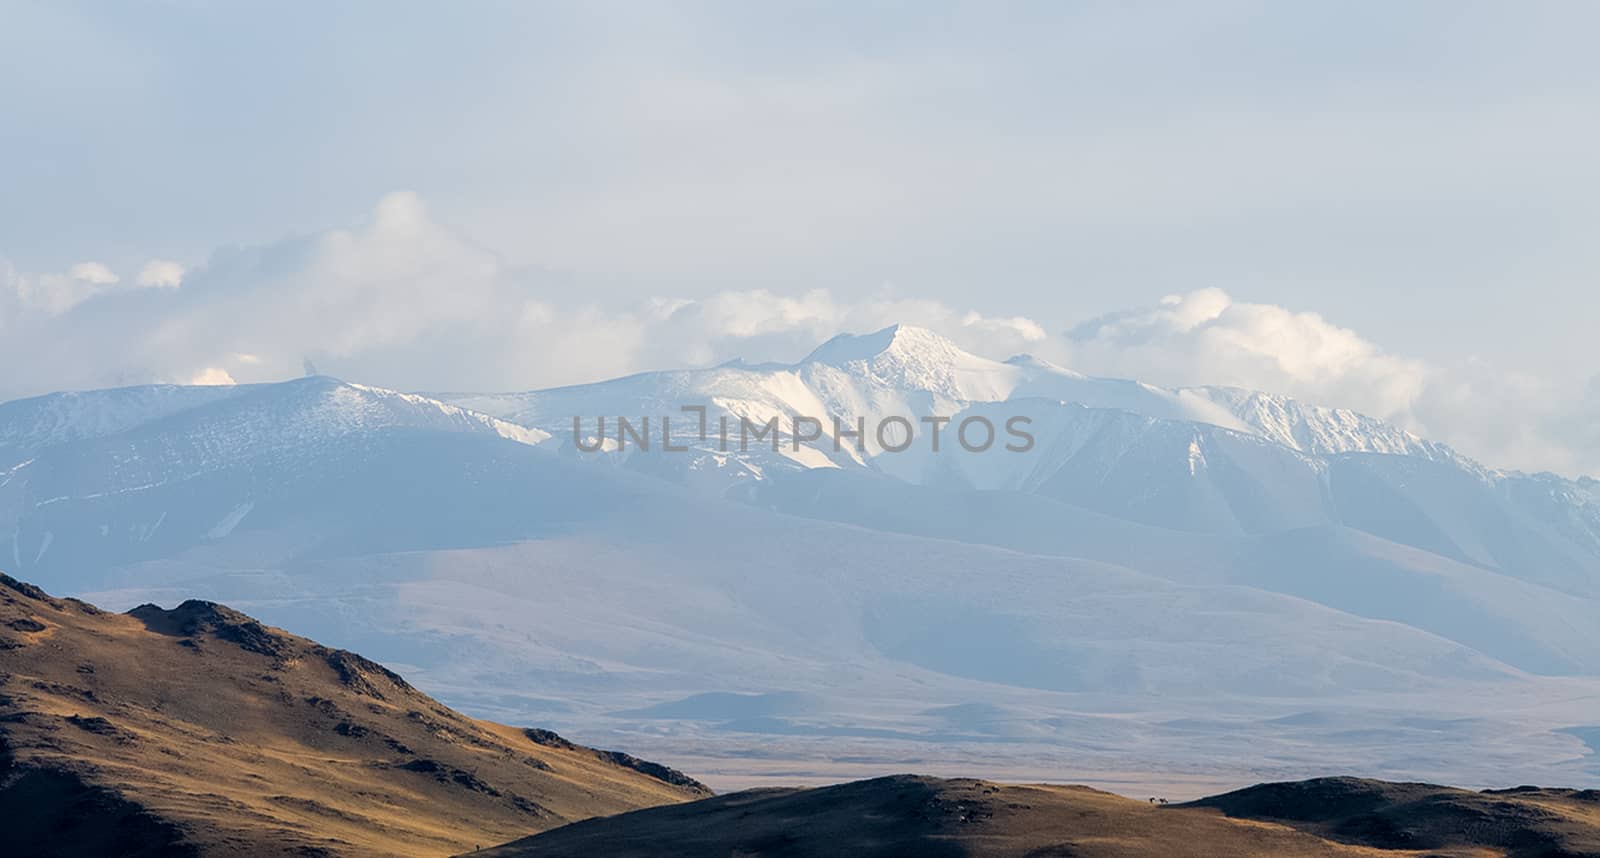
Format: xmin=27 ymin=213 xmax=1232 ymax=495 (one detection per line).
xmin=0 ymin=573 xmax=708 ymax=858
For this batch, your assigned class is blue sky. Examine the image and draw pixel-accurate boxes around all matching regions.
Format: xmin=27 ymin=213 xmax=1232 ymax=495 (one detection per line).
xmin=2 ymin=1 xmax=1598 ymax=474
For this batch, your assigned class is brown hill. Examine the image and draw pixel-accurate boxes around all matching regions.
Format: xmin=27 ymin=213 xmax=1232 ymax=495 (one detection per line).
xmin=0 ymin=573 xmax=708 ymax=858
xmin=477 ymin=774 xmax=1600 ymax=858
xmin=1192 ymin=777 xmax=1600 ymax=856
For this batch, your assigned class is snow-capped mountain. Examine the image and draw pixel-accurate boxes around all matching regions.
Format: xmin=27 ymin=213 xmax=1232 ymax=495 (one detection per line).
xmin=436 ymin=324 xmax=1460 ymax=468
xmin=434 ymin=325 xmax=1600 ymax=584
xmin=0 ymin=377 xmax=553 ymax=583
xmin=442 ymin=324 xmax=1249 ymax=440
xmin=1195 ymin=384 xmax=1465 ymax=463
xmin=0 ymin=383 xmax=251 ymax=468
xmin=1 ymin=376 xmax=544 ymax=473
xmin=6 ymin=327 xmax=1600 ymax=790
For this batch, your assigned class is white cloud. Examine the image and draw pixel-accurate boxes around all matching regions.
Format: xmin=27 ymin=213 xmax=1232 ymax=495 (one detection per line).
xmin=633 ymin=288 xmax=1056 ymax=371
xmin=1064 ymin=289 xmax=1598 ymax=477
xmin=4 ymin=257 xmax=181 ymax=324
xmin=1066 ymin=288 xmax=1428 ymax=423
xmin=186 ymin=367 xmax=236 ymax=386
xmin=136 ymin=259 xmax=185 ymax=289
xmin=5 ymin=260 xmax=122 ymax=316
xmin=962 ymin=311 xmax=1047 ymax=344
xmin=0 ymin=193 xmax=1048 ymax=401
xmin=67 ymin=262 xmax=119 ymax=285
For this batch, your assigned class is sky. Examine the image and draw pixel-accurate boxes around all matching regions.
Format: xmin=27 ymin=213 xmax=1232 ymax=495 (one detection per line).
xmin=2 ymin=1 xmax=1598 ymax=476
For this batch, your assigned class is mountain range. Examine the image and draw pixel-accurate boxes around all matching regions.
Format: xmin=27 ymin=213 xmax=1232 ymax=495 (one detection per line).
xmin=3 ymin=324 xmax=1599 ymax=793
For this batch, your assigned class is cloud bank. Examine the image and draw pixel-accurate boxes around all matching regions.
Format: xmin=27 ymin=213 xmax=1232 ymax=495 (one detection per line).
xmin=0 ymin=193 xmax=1051 ymax=397
xmin=1062 ymin=290 xmax=1597 ymax=478
xmin=1066 ymin=288 xmax=1428 ymax=420
xmin=1 ymin=193 xmax=1592 ymax=478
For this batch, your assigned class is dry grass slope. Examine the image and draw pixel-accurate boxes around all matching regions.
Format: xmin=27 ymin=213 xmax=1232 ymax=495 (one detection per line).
xmin=0 ymin=573 xmax=708 ymax=858
xmin=8 ymin=569 xmax=1600 ymax=858
xmin=478 ymin=774 xmax=1600 ymax=858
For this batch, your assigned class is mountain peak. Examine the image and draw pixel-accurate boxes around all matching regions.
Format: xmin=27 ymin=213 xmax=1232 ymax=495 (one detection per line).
xmin=800 ymin=324 xmax=967 ymax=367
xmin=796 ymin=324 xmax=1020 ymax=401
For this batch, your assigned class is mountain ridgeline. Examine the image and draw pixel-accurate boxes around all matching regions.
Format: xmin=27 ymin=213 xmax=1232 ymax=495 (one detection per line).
xmin=0 ymin=573 xmax=707 ymax=857
xmin=480 ymin=774 xmax=1600 ymax=858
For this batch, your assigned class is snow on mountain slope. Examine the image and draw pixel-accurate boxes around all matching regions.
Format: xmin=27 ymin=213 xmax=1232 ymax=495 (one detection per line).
xmin=436 ymin=325 xmax=1464 ymax=481
xmin=901 ymin=396 xmax=1600 ymax=591
xmin=426 ymin=325 xmax=1600 ymax=577
xmin=1325 ymin=454 xmax=1600 ymax=596
xmin=1192 ymin=385 xmax=1466 ymax=464
xmin=426 ymin=323 xmax=1600 ymax=632
xmin=0 ymin=378 xmax=551 ymax=579
xmin=150 ymin=381 xmax=538 ymax=494
xmin=443 ymin=326 xmax=1252 ymax=440
xmin=738 ymin=467 xmax=1600 ymax=675
xmin=885 ymin=399 xmax=1331 ymax=535
xmin=1 ymin=376 xmax=1524 ymax=698
xmin=433 ymin=326 xmax=1289 ymax=496
xmin=1228 ymin=524 xmax=1600 ymax=675
xmin=1498 ymin=471 xmax=1600 ymax=573
xmin=0 ymin=383 xmax=252 ymax=469
xmin=1004 ymin=355 xmax=1255 ymax=432
xmin=442 ymin=326 xmax=1001 ymax=451
xmin=2 ymin=378 xmax=543 ymax=471
xmin=11 ymin=327 xmax=1584 ymax=621
xmin=801 ymin=324 xmax=1023 ymax=403
xmin=738 ymin=467 xmax=1241 ymax=580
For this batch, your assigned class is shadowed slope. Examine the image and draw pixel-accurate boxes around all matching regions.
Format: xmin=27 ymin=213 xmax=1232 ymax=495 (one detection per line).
xmin=480 ymin=774 xmax=1600 ymax=858
xmin=0 ymin=573 xmax=707 ymax=858
xmin=1192 ymin=777 xmax=1600 ymax=856
xmin=474 ymin=775 xmax=1364 ymax=858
